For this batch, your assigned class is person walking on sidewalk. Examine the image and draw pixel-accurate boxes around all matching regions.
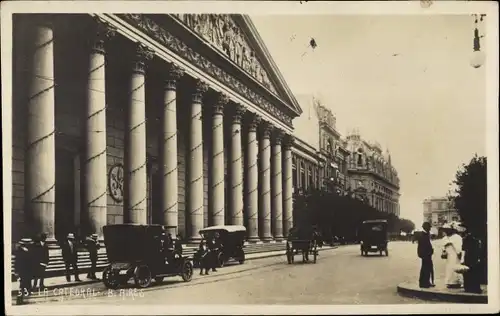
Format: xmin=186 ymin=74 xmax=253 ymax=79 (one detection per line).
xmin=32 ymin=233 xmax=49 ymax=290
xmin=60 ymin=233 xmax=81 ymax=282
xmin=15 ymin=237 xmax=34 ymax=304
xmin=417 ymin=222 xmax=435 ymax=288
xmin=462 ymin=230 xmax=483 ymax=293
xmin=85 ymin=234 xmax=100 ymax=280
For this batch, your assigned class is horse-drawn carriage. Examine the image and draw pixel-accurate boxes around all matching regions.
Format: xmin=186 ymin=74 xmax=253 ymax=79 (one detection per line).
xmin=285 ymin=226 xmax=322 ymax=264
xmin=101 ymin=224 xmax=194 ymax=289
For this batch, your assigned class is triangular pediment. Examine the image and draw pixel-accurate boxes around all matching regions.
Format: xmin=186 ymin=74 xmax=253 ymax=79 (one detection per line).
xmin=171 ymin=14 xmax=303 ymax=116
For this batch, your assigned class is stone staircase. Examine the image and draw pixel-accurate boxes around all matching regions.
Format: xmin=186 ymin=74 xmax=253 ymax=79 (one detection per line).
xmin=11 ymin=241 xmax=287 ymax=279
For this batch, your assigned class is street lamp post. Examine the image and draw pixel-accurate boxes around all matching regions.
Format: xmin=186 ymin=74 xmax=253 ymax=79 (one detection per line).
xmin=470 ymin=14 xmax=486 ymax=69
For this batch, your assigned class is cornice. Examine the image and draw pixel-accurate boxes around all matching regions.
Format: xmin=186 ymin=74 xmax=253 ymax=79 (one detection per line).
xmin=117 ymin=14 xmax=294 ymax=128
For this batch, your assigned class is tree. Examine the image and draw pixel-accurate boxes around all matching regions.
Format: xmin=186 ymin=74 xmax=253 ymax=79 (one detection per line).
xmin=448 ymin=155 xmax=487 ymax=240
xmin=448 ymin=155 xmax=487 ymax=284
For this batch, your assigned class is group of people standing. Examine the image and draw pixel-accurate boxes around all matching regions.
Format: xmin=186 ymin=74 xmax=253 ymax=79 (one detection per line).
xmin=157 ymin=231 xmax=183 ymax=264
xmin=196 ymin=233 xmax=222 ymax=275
xmin=14 ymin=231 xmax=101 ymax=302
xmin=417 ymin=221 xmax=483 ymax=293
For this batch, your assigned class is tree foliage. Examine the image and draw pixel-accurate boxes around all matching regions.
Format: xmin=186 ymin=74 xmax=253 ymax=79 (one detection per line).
xmin=293 ymin=189 xmax=415 ymax=241
xmin=448 ymin=155 xmax=487 ymax=240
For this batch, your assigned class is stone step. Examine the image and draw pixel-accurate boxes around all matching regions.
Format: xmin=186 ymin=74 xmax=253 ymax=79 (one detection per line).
xmin=11 ymin=242 xmax=286 ymax=279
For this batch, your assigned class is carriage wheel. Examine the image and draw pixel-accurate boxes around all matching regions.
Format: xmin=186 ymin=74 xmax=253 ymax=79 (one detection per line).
xmin=181 ymin=260 xmax=193 ymax=282
xmin=102 ymin=266 xmax=120 ymax=290
xmin=133 ymin=265 xmax=152 ymax=288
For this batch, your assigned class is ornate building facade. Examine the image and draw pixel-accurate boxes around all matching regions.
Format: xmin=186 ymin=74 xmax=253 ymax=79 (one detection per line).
xmin=345 ymin=130 xmax=401 ymax=216
xmin=10 ymin=13 xmax=304 ymax=243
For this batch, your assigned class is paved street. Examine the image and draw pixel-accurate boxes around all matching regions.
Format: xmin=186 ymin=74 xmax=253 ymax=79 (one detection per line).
xmin=24 ymin=241 xmax=449 ymax=305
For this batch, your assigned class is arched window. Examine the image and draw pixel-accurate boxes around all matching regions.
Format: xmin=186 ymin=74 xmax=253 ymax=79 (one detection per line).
xmin=292 ymin=157 xmax=297 ymax=189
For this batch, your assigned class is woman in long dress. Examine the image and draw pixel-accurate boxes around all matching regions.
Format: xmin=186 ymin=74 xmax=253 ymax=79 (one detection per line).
xmin=442 ymin=226 xmax=463 ymax=288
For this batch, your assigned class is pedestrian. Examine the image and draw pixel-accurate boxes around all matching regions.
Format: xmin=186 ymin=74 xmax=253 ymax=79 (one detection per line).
xmin=174 ymin=234 xmax=183 ymax=258
xmin=441 ymin=224 xmax=463 ymax=289
xmin=15 ymin=237 xmax=34 ymax=304
xmin=197 ymin=239 xmax=210 ymax=275
xmin=32 ymin=233 xmax=49 ymax=290
xmin=85 ymin=234 xmax=100 ymax=280
xmin=462 ymin=229 xmax=483 ymax=293
xmin=208 ymin=234 xmax=219 ymax=272
xmin=60 ymin=233 xmax=81 ymax=282
xmin=417 ymin=222 xmax=434 ymax=288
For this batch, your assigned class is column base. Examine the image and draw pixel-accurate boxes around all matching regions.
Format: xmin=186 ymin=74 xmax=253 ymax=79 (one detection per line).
xmin=247 ymin=237 xmax=262 ymax=244
xmin=261 ymin=236 xmax=273 ymax=242
xmin=274 ymin=235 xmax=284 ymax=242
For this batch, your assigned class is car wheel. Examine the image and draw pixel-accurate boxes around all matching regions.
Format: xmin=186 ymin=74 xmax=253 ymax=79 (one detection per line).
xmin=102 ymin=266 xmax=120 ymax=290
xmin=133 ymin=265 xmax=152 ymax=288
xmin=181 ymin=261 xmax=193 ymax=282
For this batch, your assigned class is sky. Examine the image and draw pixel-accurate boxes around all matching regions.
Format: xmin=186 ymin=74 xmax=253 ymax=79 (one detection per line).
xmin=250 ymin=14 xmax=487 ymax=225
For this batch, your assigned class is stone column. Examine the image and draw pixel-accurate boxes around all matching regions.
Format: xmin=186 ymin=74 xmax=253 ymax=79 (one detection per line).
xmin=160 ymin=63 xmax=184 ymax=235
xmin=187 ymin=80 xmax=209 ymax=241
xmin=245 ymin=114 xmax=261 ymax=241
xmin=24 ymin=17 xmax=56 ymax=238
xmin=229 ymin=105 xmax=246 ymax=226
xmin=271 ymin=129 xmax=284 ymax=241
xmin=124 ymin=44 xmax=153 ymax=224
xmin=282 ymin=134 xmax=294 ymax=237
xmin=83 ymin=19 xmax=115 ymax=238
xmin=258 ymin=121 xmax=273 ymax=241
xmin=208 ymin=93 xmax=229 ymax=226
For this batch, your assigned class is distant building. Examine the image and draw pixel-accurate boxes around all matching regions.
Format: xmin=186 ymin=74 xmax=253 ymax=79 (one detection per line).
xmin=291 ymin=96 xmax=400 ymax=216
xmin=422 ymin=197 xmax=460 ymax=229
xmin=345 ymin=130 xmax=401 ymax=216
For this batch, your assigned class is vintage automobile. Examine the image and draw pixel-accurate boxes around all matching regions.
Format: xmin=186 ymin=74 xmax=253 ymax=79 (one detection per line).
xmin=101 ymin=224 xmax=193 ymax=289
xmin=286 ymin=225 xmax=321 ymax=264
xmin=193 ymin=225 xmax=246 ymax=268
xmin=359 ymin=219 xmax=389 ymax=256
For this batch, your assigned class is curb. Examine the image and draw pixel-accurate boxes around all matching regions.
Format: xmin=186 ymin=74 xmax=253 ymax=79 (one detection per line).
xmin=11 ymin=246 xmax=337 ymax=296
xmin=397 ymin=283 xmax=488 ymax=304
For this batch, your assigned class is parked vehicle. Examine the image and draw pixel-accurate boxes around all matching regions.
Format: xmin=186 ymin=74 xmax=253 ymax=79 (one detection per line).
xmin=286 ymin=225 xmax=321 ymax=264
xmin=194 ymin=225 xmax=246 ymax=268
xmin=101 ymin=224 xmax=193 ymax=289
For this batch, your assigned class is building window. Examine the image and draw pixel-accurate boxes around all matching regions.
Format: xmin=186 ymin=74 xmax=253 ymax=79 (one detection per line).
xmin=300 ymin=161 xmax=305 ymax=189
xmin=308 ymin=166 xmax=313 ymax=189
xmin=292 ymin=157 xmax=297 ymax=189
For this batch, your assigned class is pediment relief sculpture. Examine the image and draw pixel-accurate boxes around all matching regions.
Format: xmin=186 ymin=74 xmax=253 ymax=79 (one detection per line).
xmin=172 ymin=14 xmax=278 ymax=95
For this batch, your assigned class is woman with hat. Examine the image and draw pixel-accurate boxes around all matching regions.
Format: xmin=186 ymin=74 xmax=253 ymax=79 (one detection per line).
xmin=441 ymin=223 xmax=463 ymax=288
xmin=85 ymin=234 xmax=100 ymax=280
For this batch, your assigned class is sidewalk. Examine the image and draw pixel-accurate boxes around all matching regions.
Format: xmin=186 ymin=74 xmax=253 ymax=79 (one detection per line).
xmin=11 ymin=245 xmax=336 ymax=296
xmin=397 ymin=279 xmax=488 ymax=304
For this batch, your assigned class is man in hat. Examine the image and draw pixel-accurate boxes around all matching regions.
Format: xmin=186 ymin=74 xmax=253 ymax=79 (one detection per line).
xmin=15 ymin=237 xmax=34 ymax=303
xmin=60 ymin=233 xmax=81 ymax=282
xmin=417 ymin=222 xmax=434 ymax=288
xmin=32 ymin=233 xmax=49 ymax=289
xmin=84 ymin=234 xmax=100 ymax=280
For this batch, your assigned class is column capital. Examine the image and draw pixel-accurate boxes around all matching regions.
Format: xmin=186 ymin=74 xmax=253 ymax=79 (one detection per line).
xmin=231 ymin=104 xmax=247 ymax=124
xmin=282 ymin=134 xmax=295 ymax=149
xmin=259 ymin=120 xmax=273 ymax=139
xmin=247 ymin=113 xmax=262 ymax=132
xmin=164 ymin=63 xmax=185 ymax=91
xmin=192 ymin=79 xmax=209 ymax=103
xmin=212 ymin=92 xmax=230 ymax=115
xmin=132 ymin=43 xmax=155 ymax=74
xmin=272 ymin=129 xmax=285 ymax=145
xmin=89 ymin=16 xmax=117 ymax=55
